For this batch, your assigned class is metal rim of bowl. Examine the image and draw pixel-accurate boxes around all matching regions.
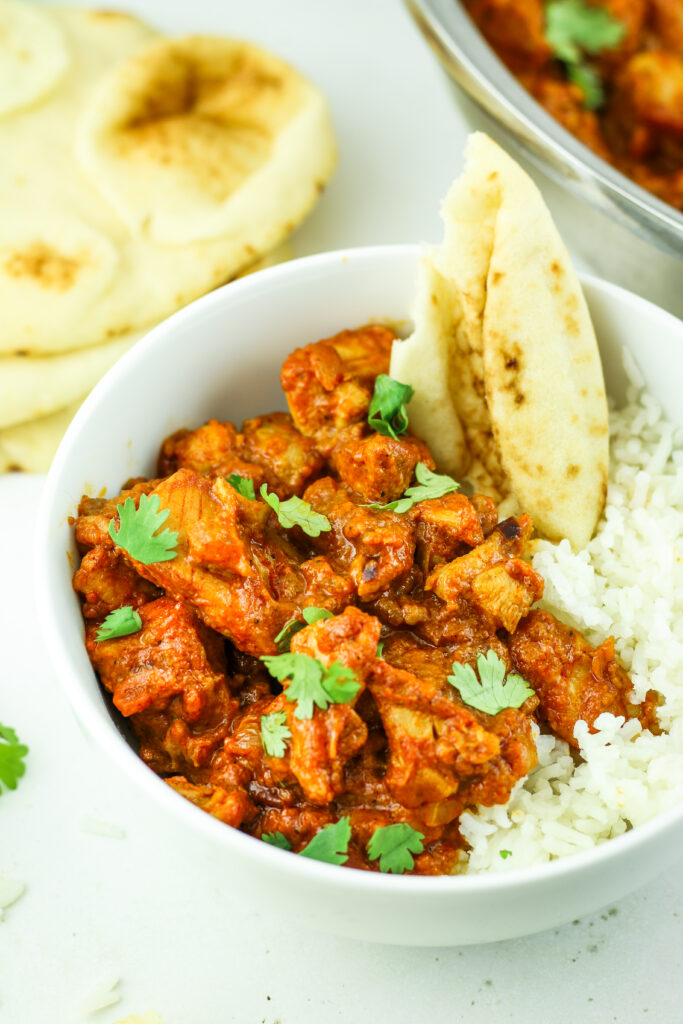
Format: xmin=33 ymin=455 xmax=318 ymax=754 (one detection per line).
xmin=407 ymin=0 xmax=683 ymax=257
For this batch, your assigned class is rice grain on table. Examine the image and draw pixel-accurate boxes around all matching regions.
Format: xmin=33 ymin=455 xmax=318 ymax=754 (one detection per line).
xmin=461 ymin=376 xmax=683 ymax=872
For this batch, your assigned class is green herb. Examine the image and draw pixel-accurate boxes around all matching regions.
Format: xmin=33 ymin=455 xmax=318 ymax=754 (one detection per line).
xmin=108 ymin=493 xmax=178 ymax=564
xmin=368 ymin=374 xmax=414 ymax=440
xmin=377 ymin=640 xmax=384 ymax=658
xmin=227 ymin=473 xmax=256 ymax=500
xmin=367 ymin=822 xmax=425 ymax=874
xmin=95 ymin=606 xmax=142 ymax=642
xmin=567 ymin=61 xmax=603 ymax=109
xmin=299 ymin=817 xmax=351 ymax=865
xmin=500 ymin=849 xmax=512 ymax=859
xmin=448 ymin=650 xmax=534 ymax=716
xmin=274 ymin=607 xmax=334 ymax=652
xmin=0 ymin=723 xmax=28 ymax=794
xmin=260 ymin=711 xmax=292 ymax=758
xmin=260 ymin=485 xmax=331 ymax=538
xmin=261 ymin=652 xmax=361 ymax=719
xmin=545 ymin=0 xmax=625 ymax=109
xmin=370 ymin=462 xmax=460 ymax=514
xmin=262 ymin=831 xmax=293 ymax=850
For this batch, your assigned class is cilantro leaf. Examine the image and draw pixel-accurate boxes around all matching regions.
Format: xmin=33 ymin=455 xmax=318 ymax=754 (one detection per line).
xmin=567 ymin=61 xmax=603 ymax=109
xmin=545 ymin=1 xmax=624 ymax=109
xmin=299 ymin=817 xmax=351 ymax=865
xmin=227 ymin=473 xmax=256 ymax=500
xmin=318 ymin=662 xmax=362 ymax=704
xmin=0 ymin=722 xmax=28 ymax=794
xmin=109 ymin=493 xmax=178 ymax=564
xmin=261 ymin=652 xmax=361 ymax=719
xmin=500 ymin=849 xmax=513 ymax=859
xmin=367 ymin=822 xmax=425 ymax=874
xmin=370 ymin=462 xmax=459 ymax=513
xmin=95 ymin=606 xmax=142 ymax=642
xmin=368 ymin=375 xmax=414 ymax=440
xmin=260 ymin=485 xmax=331 ymax=538
xmin=377 ymin=640 xmax=384 ymax=658
xmin=274 ymin=607 xmax=334 ymax=653
xmin=262 ymin=831 xmax=293 ymax=850
xmin=448 ymin=650 xmax=535 ymax=716
xmin=260 ymin=711 xmax=292 ymax=758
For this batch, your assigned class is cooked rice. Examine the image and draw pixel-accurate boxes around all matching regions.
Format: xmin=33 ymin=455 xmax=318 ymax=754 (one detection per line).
xmin=461 ymin=372 xmax=683 ymax=872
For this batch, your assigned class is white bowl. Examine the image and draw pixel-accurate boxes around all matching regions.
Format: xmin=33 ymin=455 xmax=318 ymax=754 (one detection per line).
xmin=35 ymin=245 xmax=683 ymax=946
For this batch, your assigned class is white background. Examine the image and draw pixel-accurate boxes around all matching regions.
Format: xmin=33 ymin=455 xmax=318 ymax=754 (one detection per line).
xmin=2 ymin=1 xmax=682 ymax=1022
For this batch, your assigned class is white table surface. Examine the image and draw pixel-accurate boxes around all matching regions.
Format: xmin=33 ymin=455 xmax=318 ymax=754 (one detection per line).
xmin=4 ymin=2 xmax=682 ymax=1022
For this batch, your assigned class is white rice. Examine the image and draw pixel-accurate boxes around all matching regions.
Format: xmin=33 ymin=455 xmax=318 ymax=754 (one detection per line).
xmin=461 ymin=373 xmax=683 ymax=872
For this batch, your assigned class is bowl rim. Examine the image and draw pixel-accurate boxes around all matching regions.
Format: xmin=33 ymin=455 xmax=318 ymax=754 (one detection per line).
xmin=408 ymin=0 xmax=683 ymax=257
xmin=35 ymin=242 xmax=683 ymax=895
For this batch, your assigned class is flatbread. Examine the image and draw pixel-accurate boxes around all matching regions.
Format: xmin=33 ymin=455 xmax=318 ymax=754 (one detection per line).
xmin=0 ymin=241 xmax=291 ymax=432
xmin=78 ymin=36 xmax=337 ymax=245
xmin=0 ymin=7 xmax=336 ymax=355
xmin=444 ymin=134 xmax=608 ymax=549
xmin=0 ymin=0 xmax=69 ymax=116
xmin=0 ymin=399 xmax=83 ymax=474
xmin=389 ymin=253 xmax=469 ymax=478
xmin=397 ymin=133 xmax=609 ymax=549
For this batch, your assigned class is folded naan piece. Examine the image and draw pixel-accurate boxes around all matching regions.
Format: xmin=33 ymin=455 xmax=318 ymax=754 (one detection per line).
xmin=391 ymin=133 xmax=609 ymax=550
xmin=0 ymin=4 xmax=335 ymax=355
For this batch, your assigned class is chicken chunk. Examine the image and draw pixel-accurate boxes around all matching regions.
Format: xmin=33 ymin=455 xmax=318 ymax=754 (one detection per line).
xmin=280 ymin=325 xmax=395 ymax=455
xmin=240 ymin=412 xmax=324 ymax=496
xmin=369 ymin=652 xmax=536 ymax=824
xmin=607 ymin=51 xmax=683 ymax=160
xmin=278 ymin=609 xmax=380 ymax=804
xmin=73 ymin=546 xmax=160 ymax=619
xmin=426 ymin=515 xmax=544 ymax=632
xmin=465 ymin=0 xmax=552 ymax=71
xmin=411 ymin=491 xmax=486 ymax=574
xmin=509 ymin=609 xmax=660 ymax=746
xmin=124 ymin=469 xmax=305 ymax=655
xmin=334 ymin=433 xmax=434 ymax=504
xmin=74 ymin=478 xmax=159 ymax=551
xmin=86 ymin=597 xmax=236 ymax=772
xmin=303 ymin=477 xmax=415 ymax=600
xmin=157 ymin=419 xmax=263 ymax=482
xmin=165 ymin=776 xmax=253 ymax=828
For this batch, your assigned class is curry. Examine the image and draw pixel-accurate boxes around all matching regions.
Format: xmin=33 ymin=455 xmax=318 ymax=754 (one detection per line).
xmin=71 ymin=325 xmax=658 ymax=874
xmin=464 ymin=0 xmax=683 ymax=211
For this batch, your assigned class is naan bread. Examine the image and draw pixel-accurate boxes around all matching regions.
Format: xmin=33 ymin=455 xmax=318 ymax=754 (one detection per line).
xmin=389 ymin=254 xmax=469 ymax=478
xmin=0 ymin=0 xmax=69 ymax=116
xmin=395 ymin=133 xmax=609 ymax=550
xmin=0 ymin=400 xmax=83 ymax=474
xmin=78 ymin=36 xmax=337 ymax=245
xmin=0 ymin=7 xmax=335 ymax=355
xmin=0 ymin=241 xmax=291 ymax=432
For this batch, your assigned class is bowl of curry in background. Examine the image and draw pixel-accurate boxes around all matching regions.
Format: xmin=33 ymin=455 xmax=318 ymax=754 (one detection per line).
xmin=34 ymin=245 xmax=683 ymax=946
xmin=408 ymin=0 xmax=683 ymax=315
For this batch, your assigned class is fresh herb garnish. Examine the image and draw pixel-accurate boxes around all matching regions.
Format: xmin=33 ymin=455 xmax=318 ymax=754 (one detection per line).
xmin=95 ymin=606 xmax=142 ymax=642
xmin=108 ymin=493 xmax=178 ymax=564
xmin=299 ymin=817 xmax=351 ymax=865
xmin=370 ymin=462 xmax=459 ymax=514
xmin=500 ymin=849 xmax=512 ymax=860
xmin=260 ymin=485 xmax=331 ymax=538
xmin=261 ymin=652 xmax=361 ymax=719
xmin=260 ymin=711 xmax=292 ymax=758
xmin=448 ymin=650 xmax=534 ymax=716
xmin=274 ymin=607 xmax=334 ymax=652
xmin=377 ymin=640 xmax=384 ymax=658
xmin=368 ymin=375 xmax=414 ymax=440
xmin=367 ymin=822 xmax=425 ymax=874
xmin=545 ymin=0 xmax=625 ymax=109
xmin=227 ymin=473 xmax=256 ymax=500
xmin=0 ymin=723 xmax=28 ymax=794
xmin=262 ymin=831 xmax=293 ymax=850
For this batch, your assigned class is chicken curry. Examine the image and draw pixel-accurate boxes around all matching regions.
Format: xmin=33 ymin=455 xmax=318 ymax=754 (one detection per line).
xmin=464 ymin=0 xmax=683 ymax=211
xmin=71 ymin=325 xmax=658 ymax=874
